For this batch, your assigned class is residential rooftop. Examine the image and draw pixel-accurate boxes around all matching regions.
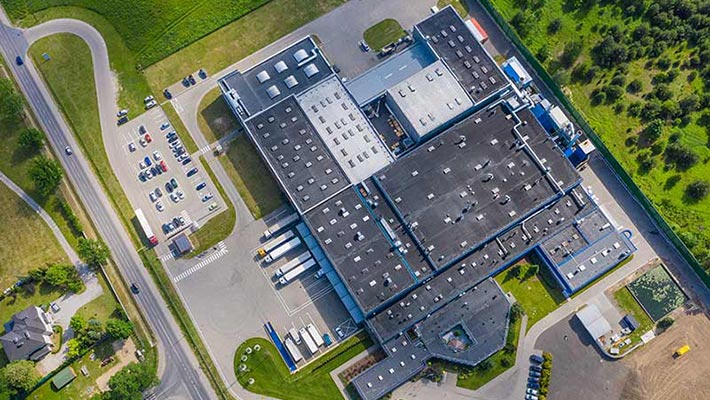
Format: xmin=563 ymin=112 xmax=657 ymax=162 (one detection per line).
xmin=220 ymin=37 xmax=332 ymax=119
xmin=415 ymin=6 xmax=509 ymax=103
xmin=243 ymin=96 xmax=350 ymax=213
xmin=298 ymin=75 xmax=393 ymax=183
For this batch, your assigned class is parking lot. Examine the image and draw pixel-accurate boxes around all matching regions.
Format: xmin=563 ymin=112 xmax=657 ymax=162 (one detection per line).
xmin=114 ymin=107 xmax=226 ymax=243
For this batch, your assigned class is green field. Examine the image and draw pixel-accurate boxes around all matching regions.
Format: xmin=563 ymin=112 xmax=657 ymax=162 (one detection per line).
xmin=363 ymin=19 xmax=406 ymax=51
xmin=488 ymin=0 xmax=710 ymax=271
xmin=2 ymin=0 xmax=271 ymax=66
xmin=437 ymin=0 xmax=469 ymax=17
xmin=234 ymin=332 xmax=372 ymax=400
xmin=198 ymin=87 xmax=240 ymax=143
xmin=628 ymin=265 xmax=686 ymax=321
xmin=612 ymin=285 xmax=654 ymax=353
xmin=495 ymin=263 xmax=565 ymax=331
xmin=219 ymin=135 xmax=285 ymax=219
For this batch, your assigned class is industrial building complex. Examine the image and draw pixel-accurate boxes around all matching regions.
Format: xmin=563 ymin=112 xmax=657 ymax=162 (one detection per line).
xmin=219 ymin=6 xmax=636 ymax=399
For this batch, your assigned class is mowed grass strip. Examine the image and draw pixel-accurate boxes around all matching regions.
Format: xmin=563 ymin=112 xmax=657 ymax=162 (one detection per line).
xmin=29 ymin=33 xmax=140 ymax=247
xmin=363 ymin=18 xmax=406 ymax=51
xmin=144 ymin=0 xmax=346 ymax=91
xmin=218 ymin=135 xmax=284 ymax=219
xmin=235 ymin=332 xmax=372 ymax=400
xmin=162 ymin=101 xmax=199 ymax=154
xmin=0 ymin=184 xmax=67 ymax=289
xmin=197 ymin=87 xmax=240 ymax=143
xmin=437 ymin=0 xmax=469 ymax=17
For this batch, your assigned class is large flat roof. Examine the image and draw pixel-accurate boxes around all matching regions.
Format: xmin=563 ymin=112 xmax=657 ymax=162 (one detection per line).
xmin=303 ymin=188 xmax=417 ymax=314
xmin=345 ymin=42 xmax=438 ymax=106
xmin=220 ymin=37 xmax=332 ymax=119
xmin=415 ymin=6 xmax=508 ymax=103
xmin=367 ymin=189 xmax=592 ymax=343
xmin=297 ymin=76 xmax=393 ymax=183
xmin=243 ymin=96 xmax=350 ymax=213
xmin=375 ymin=105 xmax=581 ymax=269
xmin=385 ymin=60 xmax=473 ymax=141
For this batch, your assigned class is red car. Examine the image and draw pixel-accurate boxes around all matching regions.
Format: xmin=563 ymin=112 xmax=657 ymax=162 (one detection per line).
xmin=159 ymin=160 xmax=167 ymax=172
xmin=144 ymin=133 xmax=152 ymax=143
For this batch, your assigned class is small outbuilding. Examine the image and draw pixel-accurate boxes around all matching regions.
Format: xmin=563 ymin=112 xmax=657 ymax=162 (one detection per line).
xmin=52 ymin=366 xmax=76 ymax=390
xmin=623 ymin=314 xmax=640 ymax=332
xmin=173 ymin=233 xmax=194 ymax=255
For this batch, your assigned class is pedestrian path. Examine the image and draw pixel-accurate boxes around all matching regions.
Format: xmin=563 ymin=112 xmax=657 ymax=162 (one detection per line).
xmin=173 ymin=241 xmax=227 ymax=283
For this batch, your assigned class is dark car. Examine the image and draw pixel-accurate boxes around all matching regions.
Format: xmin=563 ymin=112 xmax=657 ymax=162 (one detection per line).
xmin=170 ymin=178 xmax=178 ymax=188
xmin=163 ymin=88 xmax=172 ymax=99
xmin=198 ymin=69 xmax=207 ymax=79
xmin=173 ymin=217 xmax=181 ymax=226
xmin=130 ymin=283 xmax=140 ymax=294
xmin=186 ymin=167 xmax=198 ymax=177
xmin=166 ymin=131 xmax=177 ymax=139
xmin=195 ymin=182 xmax=206 ymax=191
xmin=528 ymin=377 xmax=540 ymax=384
xmin=181 ymin=157 xmax=192 ymax=165
xmin=117 ymin=116 xmax=129 ymax=125
xmin=530 ymin=365 xmax=542 ymax=373
xmin=528 ymin=383 xmax=540 ymax=390
xmin=529 ymin=371 xmax=541 ymax=378
xmin=15 ymin=56 xmax=23 ymax=66
xmin=182 ymin=77 xmax=191 ymax=87
xmin=530 ymin=354 xmax=544 ymax=364
xmin=188 ymin=74 xmax=196 ymax=85
xmin=165 ymin=182 xmax=174 ymax=193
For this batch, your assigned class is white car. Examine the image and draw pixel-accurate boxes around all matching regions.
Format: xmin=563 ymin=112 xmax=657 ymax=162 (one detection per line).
xmin=160 ymin=122 xmax=170 ymax=130
xmin=527 ymin=388 xmax=539 ymax=395
xmin=117 ymin=109 xmax=128 ymax=117
xmin=139 ymin=137 xmax=147 ymax=147
xmin=148 ymin=192 xmax=158 ymax=202
xmin=170 ymin=192 xmax=179 ymax=203
xmin=201 ymin=192 xmax=213 ymax=202
xmin=153 ymin=150 xmax=162 ymax=161
xmin=139 ymin=161 xmax=146 ymax=169
xmin=176 ymin=190 xmax=185 ymax=200
xmin=208 ymin=202 xmax=218 ymax=211
xmin=50 ymin=302 xmax=60 ymax=313
xmin=156 ymin=201 xmax=165 ymax=212
xmin=64 ymin=146 xmax=72 ymax=155
xmin=144 ymin=95 xmax=155 ymax=103
xmin=169 ymin=140 xmax=182 ymax=149
xmin=145 ymin=100 xmax=157 ymax=109
xmin=128 ymin=142 xmax=136 ymax=152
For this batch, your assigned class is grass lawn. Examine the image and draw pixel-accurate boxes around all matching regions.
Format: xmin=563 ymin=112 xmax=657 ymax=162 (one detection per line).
xmin=75 ymin=275 xmax=121 ymax=323
xmin=197 ymin=87 xmax=240 ymax=143
xmin=235 ymin=331 xmax=372 ymax=400
xmin=488 ymin=0 xmax=710 ymax=270
xmin=219 ymin=135 xmax=285 ymax=219
xmin=437 ymin=0 xmax=469 ymax=17
xmin=612 ymin=286 xmax=654 ymax=354
xmin=0 ymin=184 xmax=68 ymax=289
xmin=188 ymin=157 xmax=236 ymax=255
xmin=455 ymin=316 xmax=522 ymax=390
xmin=144 ymin=0 xmax=346 ymax=91
xmin=162 ymin=102 xmax=199 ymax=154
xmin=28 ymin=339 xmax=124 ymax=400
xmin=495 ymin=263 xmax=565 ymax=331
xmin=0 ymin=283 xmax=62 ymax=329
xmin=363 ymin=19 xmax=406 ymax=51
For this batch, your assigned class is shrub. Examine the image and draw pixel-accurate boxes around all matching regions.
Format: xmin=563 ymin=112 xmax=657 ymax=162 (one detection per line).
xmin=561 ymin=40 xmax=584 ymax=68
xmin=641 ymin=120 xmax=664 ymax=143
xmin=591 ymin=90 xmax=607 ymax=105
xmin=106 ymin=319 xmax=134 ymax=340
xmin=665 ymin=142 xmax=698 ymax=170
xmin=548 ymin=18 xmax=562 ymax=34
xmin=627 ymin=79 xmax=643 ymax=93
xmin=0 ymin=79 xmax=24 ymax=120
xmin=686 ymin=180 xmax=710 ymax=201
xmin=657 ymin=317 xmax=675 ymax=329
xmin=28 ymin=156 xmax=63 ymax=197
xmin=17 ymin=128 xmax=44 ymax=152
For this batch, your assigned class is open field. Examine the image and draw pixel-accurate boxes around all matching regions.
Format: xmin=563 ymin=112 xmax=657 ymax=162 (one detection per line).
xmin=489 ymin=0 xmax=710 ymax=270
xmin=2 ymin=0 xmax=270 ymax=66
xmin=496 ymin=262 xmax=565 ymax=331
xmin=144 ymin=0 xmax=345 ymax=91
xmin=234 ymin=332 xmax=372 ymax=400
xmin=363 ymin=19 xmax=406 ymax=51
xmin=197 ymin=87 xmax=240 ymax=143
xmin=621 ymin=310 xmax=710 ymax=400
xmin=0 ymin=180 xmax=67 ymax=289
xmin=219 ymin=135 xmax=284 ymax=219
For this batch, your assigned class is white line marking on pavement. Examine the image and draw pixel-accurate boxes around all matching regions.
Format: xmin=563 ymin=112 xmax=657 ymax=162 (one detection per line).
xmin=199 ymin=145 xmax=211 ymax=155
xmin=171 ymin=98 xmax=184 ymax=113
xmin=173 ymin=242 xmax=227 ymax=283
xmin=159 ymin=253 xmax=175 ymax=262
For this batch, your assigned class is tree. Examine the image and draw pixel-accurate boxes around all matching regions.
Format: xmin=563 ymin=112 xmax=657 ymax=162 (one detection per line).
xmin=641 ymin=120 xmax=664 ymax=143
xmin=560 ymin=40 xmax=584 ymax=68
xmin=651 ymin=83 xmax=673 ymax=101
xmin=66 ymin=338 xmax=82 ymax=358
xmin=591 ymin=90 xmax=606 ymax=105
xmin=665 ymin=142 xmax=699 ymax=170
xmin=686 ymin=180 xmax=710 ymax=201
xmin=28 ymin=156 xmax=62 ymax=196
xmin=658 ymin=316 xmax=675 ymax=330
xmin=547 ymin=18 xmax=562 ymax=34
xmin=78 ymin=238 xmax=110 ymax=269
xmin=0 ymin=79 xmax=24 ymax=120
xmin=106 ymin=362 xmax=158 ymax=400
xmin=511 ymin=11 xmax=535 ymax=38
xmin=592 ymin=36 xmax=628 ymax=68
xmin=511 ymin=302 xmax=525 ymax=322
xmin=17 ymin=128 xmax=44 ymax=152
xmin=626 ymin=79 xmax=643 ymax=93
xmin=70 ymin=314 xmax=87 ymax=333
xmin=2 ymin=361 xmax=38 ymax=393
xmin=106 ymin=319 xmax=134 ymax=340
xmin=44 ymin=264 xmax=83 ymax=292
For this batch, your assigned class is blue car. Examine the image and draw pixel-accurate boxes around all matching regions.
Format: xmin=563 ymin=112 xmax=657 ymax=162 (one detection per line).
xmin=186 ymin=167 xmax=198 ymax=178
xmin=181 ymin=157 xmax=192 ymax=165
xmin=15 ymin=56 xmax=23 ymax=66
xmin=195 ymin=182 xmax=206 ymax=191
xmin=144 ymin=156 xmax=152 ymax=166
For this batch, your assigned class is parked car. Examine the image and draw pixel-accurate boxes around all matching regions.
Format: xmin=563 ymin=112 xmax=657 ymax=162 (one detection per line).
xmin=176 ymin=190 xmax=185 ymax=200
xmin=188 ymin=74 xmax=196 ymax=85
xmin=155 ymin=187 xmax=163 ymax=197
xmin=144 ymin=95 xmax=155 ymax=103
xmin=117 ymin=116 xmax=129 ymax=125
xmin=169 ymin=140 xmax=182 ymax=149
xmin=148 ymin=192 xmax=158 ymax=202
xmin=153 ymin=150 xmax=162 ymax=161
xmin=117 ymin=109 xmax=128 ymax=117
xmin=145 ymin=100 xmax=157 ymax=109
xmin=130 ymin=283 xmax=140 ymax=294
xmin=198 ymin=68 xmax=207 ymax=79
xmin=525 ymin=395 xmax=538 ymax=400
xmin=359 ymin=40 xmax=370 ymax=52
xmin=139 ymin=161 xmax=146 ymax=169
xmin=128 ymin=142 xmax=136 ymax=152
xmin=195 ymin=182 xmax=206 ymax=191
xmin=530 ymin=365 xmax=542 ymax=373
xmin=160 ymin=122 xmax=171 ymax=130
xmin=170 ymin=192 xmax=179 ymax=203
xmin=166 ymin=131 xmax=177 ymax=139
xmin=201 ymin=192 xmax=213 ymax=202
xmin=181 ymin=157 xmax=192 ymax=165
xmin=182 ymin=77 xmax=191 ymax=87
xmin=50 ymin=302 xmax=60 ymax=313
xmin=208 ymin=202 xmax=218 ymax=211
xmin=139 ymin=137 xmax=147 ymax=147
xmin=527 ymin=388 xmax=539 ymax=395
xmin=177 ymin=154 xmax=188 ymax=162
xmin=64 ymin=146 xmax=72 ymax=155
xmin=528 ymin=382 xmax=540 ymax=390
xmin=170 ymin=178 xmax=178 ymax=188
xmin=165 ymin=182 xmax=174 ymax=193
xmin=186 ymin=168 xmax=198 ymax=177
xmin=139 ymin=125 xmax=147 ymax=134
xmin=144 ymin=156 xmax=152 ymax=166
xmin=529 ymin=371 xmax=541 ymax=378
xmin=156 ymin=201 xmax=164 ymax=212
xmin=530 ymin=354 xmax=544 ymax=364
xmin=144 ymin=169 xmax=153 ymax=179
xmin=138 ymin=172 xmax=147 ymax=182
xmin=159 ymin=160 xmax=167 ymax=172
xmin=144 ymin=133 xmax=152 ymax=143
xmin=163 ymin=88 xmax=172 ymax=99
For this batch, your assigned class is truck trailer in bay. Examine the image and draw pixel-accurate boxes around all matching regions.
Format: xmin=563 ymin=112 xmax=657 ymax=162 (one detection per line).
xmin=257 ymin=230 xmax=295 ymax=258
xmin=263 ymin=212 xmax=299 ymax=239
xmin=265 ymin=237 xmax=302 ymax=263
xmin=279 ymin=258 xmax=318 ymax=285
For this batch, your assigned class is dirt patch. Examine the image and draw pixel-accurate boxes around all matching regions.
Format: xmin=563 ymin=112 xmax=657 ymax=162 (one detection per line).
xmin=95 ymin=338 xmax=138 ymax=392
xmin=621 ymin=308 xmax=710 ymax=400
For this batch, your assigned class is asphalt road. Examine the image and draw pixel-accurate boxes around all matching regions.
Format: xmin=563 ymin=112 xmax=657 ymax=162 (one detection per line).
xmin=0 ymin=11 xmax=214 ymax=400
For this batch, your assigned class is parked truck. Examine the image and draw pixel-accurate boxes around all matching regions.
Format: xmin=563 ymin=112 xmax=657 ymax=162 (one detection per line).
xmin=299 ymin=327 xmax=319 ymax=355
xmin=466 ymin=17 xmax=489 ymax=44
xmin=275 ymin=251 xmax=312 ymax=277
xmin=257 ymin=230 xmax=295 ymax=258
xmin=306 ymin=323 xmax=324 ymax=347
xmin=289 ymin=327 xmax=301 ymax=345
xmin=283 ymin=337 xmax=303 ymax=363
xmin=279 ymin=258 xmax=318 ymax=285
xmin=265 ymin=237 xmax=301 ymax=263
xmin=135 ymin=208 xmax=158 ymax=246
xmin=263 ymin=212 xmax=299 ymax=239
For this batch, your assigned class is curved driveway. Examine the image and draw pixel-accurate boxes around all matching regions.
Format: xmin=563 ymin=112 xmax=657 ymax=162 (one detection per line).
xmin=0 ymin=15 xmax=214 ymax=400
